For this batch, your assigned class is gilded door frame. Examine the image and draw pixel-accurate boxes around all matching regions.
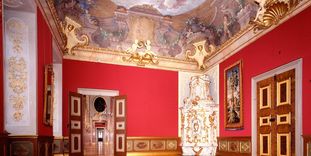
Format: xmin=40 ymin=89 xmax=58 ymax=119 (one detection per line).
xmin=251 ymin=59 xmax=303 ymax=156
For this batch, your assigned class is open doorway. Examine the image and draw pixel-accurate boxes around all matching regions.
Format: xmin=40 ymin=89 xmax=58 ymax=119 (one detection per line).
xmin=83 ymin=95 xmax=113 ymax=156
xmin=68 ymin=88 xmax=127 ymax=156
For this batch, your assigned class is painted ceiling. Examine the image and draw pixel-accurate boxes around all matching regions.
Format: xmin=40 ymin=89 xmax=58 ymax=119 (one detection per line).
xmin=39 ymin=0 xmax=308 ymax=71
xmin=54 ymin=0 xmax=258 ymax=59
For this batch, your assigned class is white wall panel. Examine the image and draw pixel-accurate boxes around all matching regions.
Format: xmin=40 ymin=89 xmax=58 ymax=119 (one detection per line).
xmin=4 ymin=10 xmax=37 ymax=135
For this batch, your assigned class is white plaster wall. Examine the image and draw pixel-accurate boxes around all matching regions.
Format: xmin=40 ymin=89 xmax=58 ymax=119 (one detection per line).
xmin=53 ymin=64 xmax=62 ymax=137
xmin=3 ymin=10 xmax=37 ymax=135
xmin=204 ymin=65 xmax=219 ymax=104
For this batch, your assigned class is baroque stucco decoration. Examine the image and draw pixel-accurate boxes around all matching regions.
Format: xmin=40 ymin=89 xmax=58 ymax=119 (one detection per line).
xmin=250 ymin=0 xmax=301 ymax=32
xmin=6 ymin=18 xmax=28 ymax=122
xmin=60 ymin=16 xmax=89 ymax=55
xmin=180 ymin=75 xmax=218 ymax=155
xmin=186 ymin=40 xmax=215 ymax=70
xmin=122 ymin=40 xmax=159 ymax=66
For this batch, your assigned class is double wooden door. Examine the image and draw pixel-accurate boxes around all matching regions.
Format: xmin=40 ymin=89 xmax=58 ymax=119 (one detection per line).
xmin=69 ymin=92 xmax=127 ymax=156
xmin=257 ymin=69 xmax=295 ymax=156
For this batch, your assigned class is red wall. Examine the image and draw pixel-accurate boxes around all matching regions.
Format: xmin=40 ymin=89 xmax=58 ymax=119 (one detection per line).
xmin=63 ymin=60 xmax=178 ymax=137
xmin=219 ymin=6 xmax=311 ymax=136
xmin=37 ymin=8 xmax=53 ymax=136
xmin=0 ymin=0 xmax=4 ymax=132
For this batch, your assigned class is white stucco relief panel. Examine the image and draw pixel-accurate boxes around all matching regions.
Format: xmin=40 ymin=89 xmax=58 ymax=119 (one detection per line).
xmin=4 ymin=10 xmax=37 ymax=135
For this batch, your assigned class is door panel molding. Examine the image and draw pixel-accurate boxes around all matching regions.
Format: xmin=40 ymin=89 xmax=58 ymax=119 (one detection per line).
xmin=251 ymin=59 xmax=303 ymax=156
xmin=69 ymin=92 xmax=84 ymax=156
xmin=276 ymin=78 xmax=291 ymax=106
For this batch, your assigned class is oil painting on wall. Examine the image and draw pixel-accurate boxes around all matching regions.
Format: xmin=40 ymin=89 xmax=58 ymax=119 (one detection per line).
xmin=224 ymin=60 xmax=243 ymax=129
xmin=53 ymin=0 xmax=258 ymax=59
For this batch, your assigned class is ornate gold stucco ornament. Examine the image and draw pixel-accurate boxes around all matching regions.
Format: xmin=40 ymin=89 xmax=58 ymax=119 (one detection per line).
xmin=122 ymin=40 xmax=159 ymax=66
xmin=250 ymin=0 xmax=300 ymax=32
xmin=60 ymin=16 xmax=89 ymax=55
xmin=186 ymin=40 xmax=211 ymax=70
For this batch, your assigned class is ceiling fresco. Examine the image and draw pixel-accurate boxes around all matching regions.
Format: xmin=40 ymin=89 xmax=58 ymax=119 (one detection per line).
xmin=53 ymin=0 xmax=258 ymax=59
xmin=110 ymin=0 xmax=207 ymax=16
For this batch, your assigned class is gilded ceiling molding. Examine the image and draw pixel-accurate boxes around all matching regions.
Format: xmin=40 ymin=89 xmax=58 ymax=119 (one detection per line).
xmin=250 ymin=0 xmax=300 ymax=32
xmin=64 ymin=46 xmax=200 ymax=72
xmin=122 ymin=40 xmax=159 ymax=66
xmin=60 ymin=16 xmax=89 ymax=55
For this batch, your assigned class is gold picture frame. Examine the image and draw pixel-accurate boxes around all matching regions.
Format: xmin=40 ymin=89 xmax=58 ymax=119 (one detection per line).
xmin=224 ymin=60 xmax=243 ymax=129
xmin=43 ymin=64 xmax=54 ymax=126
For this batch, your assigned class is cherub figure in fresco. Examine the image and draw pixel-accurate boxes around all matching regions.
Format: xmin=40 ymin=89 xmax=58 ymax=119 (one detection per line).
xmin=144 ymin=40 xmax=156 ymax=56
xmin=126 ymin=39 xmax=139 ymax=53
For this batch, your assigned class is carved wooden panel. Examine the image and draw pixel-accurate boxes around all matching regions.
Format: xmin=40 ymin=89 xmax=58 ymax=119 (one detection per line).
xmin=260 ymin=133 xmax=271 ymax=156
xmin=260 ymin=85 xmax=271 ymax=109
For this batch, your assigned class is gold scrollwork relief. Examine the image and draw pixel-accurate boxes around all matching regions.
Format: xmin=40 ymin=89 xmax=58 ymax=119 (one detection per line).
xmin=8 ymin=57 xmax=27 ymax=121
xmin=122 ymin=40 xmax=159 ymax=66
xmin=6 ymin=18 xmax=28 ymax=122
xmin=250 ymin=0 xmax=300 ymax=32
xmin=60 ymin=16 xmax=89 ymax=55
xmin=8 ymin=57 xmax=27 ymax=94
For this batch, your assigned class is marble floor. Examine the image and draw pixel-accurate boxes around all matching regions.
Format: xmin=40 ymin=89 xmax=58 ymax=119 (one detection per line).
xmin=84 ymin=142 xmax=105 ymax=156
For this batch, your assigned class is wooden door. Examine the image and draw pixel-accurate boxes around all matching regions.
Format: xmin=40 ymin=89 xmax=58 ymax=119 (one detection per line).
xmin=113 ymin=96 xmax=127 ymax=156
xmin=69 ymin=92 xmax=84 ymax=156
xmin=257 ymin=69 xmax=295 ymax=156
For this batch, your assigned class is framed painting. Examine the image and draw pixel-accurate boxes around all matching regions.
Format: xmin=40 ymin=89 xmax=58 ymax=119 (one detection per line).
xmin=224 ymin=60 xmax=243 ymax=129
xmin=43 ymin=64 xmax=54 ymax=126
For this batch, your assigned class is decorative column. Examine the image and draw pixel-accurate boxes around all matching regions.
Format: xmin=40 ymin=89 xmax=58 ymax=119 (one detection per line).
xmin=180 ymin=75 xmax=219 ymax=155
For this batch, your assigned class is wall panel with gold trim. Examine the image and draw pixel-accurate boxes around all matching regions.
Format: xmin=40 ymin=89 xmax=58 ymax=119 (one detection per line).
xmin=217 ymin=136 xmax=251 ymax=156
xmin=127 ymin=137 xmax=181 ymax=156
